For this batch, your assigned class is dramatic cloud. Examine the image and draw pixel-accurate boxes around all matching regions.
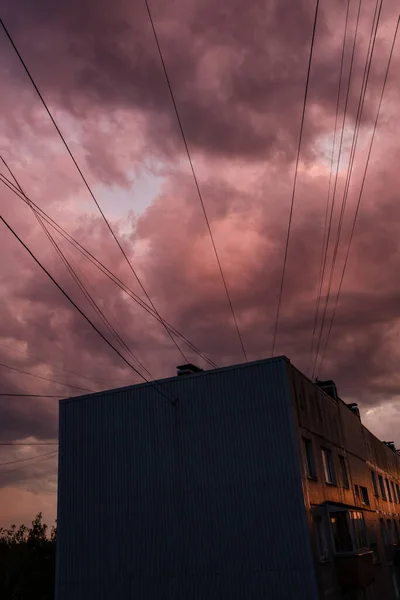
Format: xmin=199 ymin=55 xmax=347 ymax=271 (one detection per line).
xmin=1 ymin=0 xmax=400 ymax=526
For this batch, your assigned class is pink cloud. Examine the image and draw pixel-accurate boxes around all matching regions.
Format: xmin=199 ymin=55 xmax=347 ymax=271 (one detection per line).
xmin=1 ymin=0 xmax=400 ymax=526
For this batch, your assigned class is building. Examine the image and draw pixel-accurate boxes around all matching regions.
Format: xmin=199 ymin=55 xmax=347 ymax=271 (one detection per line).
xmin=55 ymin=357 xmax=400 ymax=600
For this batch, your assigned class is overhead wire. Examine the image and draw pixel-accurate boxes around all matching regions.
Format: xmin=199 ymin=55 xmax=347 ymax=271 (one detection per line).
xmin=0 ymin=449 xmax=57 ymax=468
xmin=311 ymin=0 xmax=381 ymax=377
xmin=0 ymin=362 xmax=94 ymax=393
xmin=0 ymin=17 xmax=189 ymax=366
xmin=312 ymin=0 xmax=384 ymax=377
xmin=0 ymin=451 xmax=58 ymax=475
xmin=1 ymin=157 xmax=153 ymax=382
xmin=0 ymin=341 xmax=128 ymax=389
xmin=309 ymin=0 xmax=355 ymax=368
xmin=143 ymin=0 xmax=248 ymax=362
xmin=0 ymin=216 xmax=178 ymax=406
xmin=271 ymin=0 xmax=321 ymax=357
xmin=0 ymin=442 xmax=58 ymax=446
xmin=0 ymin=171 xmax=218 ymax=369
xmin=0 ymin=393 xmax=64 ymax=398
xmin=317 ymin=15 xmax=400 ymax=375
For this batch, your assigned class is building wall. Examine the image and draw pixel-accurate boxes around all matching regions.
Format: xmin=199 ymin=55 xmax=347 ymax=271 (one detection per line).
xmin=288 ymin=364 xmax=400 ymax=600
xmin=56 ymin=357 xmax=319 ymax=600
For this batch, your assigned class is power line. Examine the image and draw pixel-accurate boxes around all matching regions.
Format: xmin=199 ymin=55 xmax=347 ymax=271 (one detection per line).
xmin=0 ymin=17 xmax=188 ymax=366
xmin=0 ymin=342 xmax=120 ymax=389
xmin=0 ymin=449 xmax=57 ymax=468
xmin=0 ymin=215 xmax=177 ymax=406
xmin=311 ymin=0 xmax=381 ymax=378
xmin=0 ymin=442 xmax=58 ymax=446
xmin=312 ymin=0 xmax=384 ymax=377
xmin=38 ymin=222 xmax=154 ymax=380
xmin=309 ymin=0 xmax=354 ymax=369
xmin=0 ymin=393 xmax=64 ymax=398
xmin=1 ymin=451 xmax=58 ymax=475
xmin=271 ymin=0 xmax=320 ymax=357
xmin=0 ymin=340 xmax=127 ymax=388
xmin=0 ymin=171 xmax=218 ymax=369
xmin=0 ymin=362 xmax=94 ymax=393
xmin=47 ymin=231 xmax=153 ymax=380
xmin=2 ymin=158 xmax=153 ymax=383
xmin=143 ymin=0 xmax=247 ymax=362
xmin=317 ymin=15 xmax=400 ymax=375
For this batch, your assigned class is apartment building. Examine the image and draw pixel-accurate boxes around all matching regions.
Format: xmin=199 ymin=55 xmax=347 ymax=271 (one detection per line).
xmin=55 ymin=357 xmax=400 ymax=600
xmin=292 ymin=367 xmax=400 ymax=599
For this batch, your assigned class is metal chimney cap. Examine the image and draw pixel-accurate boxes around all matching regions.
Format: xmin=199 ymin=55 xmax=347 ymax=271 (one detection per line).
xmin=176 ymin=364 xmax=203 ymax=376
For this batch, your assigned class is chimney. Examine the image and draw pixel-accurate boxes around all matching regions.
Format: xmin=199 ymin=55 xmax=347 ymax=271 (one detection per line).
xmin=315 ymin=379 xmax=338 ymax=400
xmin=384 ymin=441 xmax=397 ymax=453
xmin=176 ymin=364 xmax=203 ymax=377
xmin=347 ymin=403 xmax=361 ymax=418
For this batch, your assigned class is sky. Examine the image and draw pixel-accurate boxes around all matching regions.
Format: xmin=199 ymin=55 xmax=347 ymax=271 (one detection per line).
xmin=0 ymin=0 xmax=399 ymax=528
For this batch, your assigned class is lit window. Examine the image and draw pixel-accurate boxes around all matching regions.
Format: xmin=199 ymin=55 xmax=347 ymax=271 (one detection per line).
xmin=303 ymin=437 xmax=317 ymax=479
xmin=387 ymin=479 xmax=393 ymax=503
xmin=322 ymin=448 xmax=336 ymax=485
xmin=350 ymin=511 xmax=368 ymax=550
xmin=329 ymin=509 xmax=368 ymax=554
xmin=379 ymin=475 xmax=387 ymax=499
xmin=360 ymin=486 xmax=370 ymax=506
xmin=339 ymin=455 xmax=349 ymax=488
xmin=371 ymin=471 xmax=379 ymax=497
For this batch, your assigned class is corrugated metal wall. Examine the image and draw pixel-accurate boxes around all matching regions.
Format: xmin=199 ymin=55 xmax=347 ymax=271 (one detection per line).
xmin=56 ymin=357 xmax=318 ymax=600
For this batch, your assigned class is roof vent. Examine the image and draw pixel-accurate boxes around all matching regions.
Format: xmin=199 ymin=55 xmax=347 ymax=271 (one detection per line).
xmin=347 ymin=403 xmax=360 ymax=418
xmin=176 ymin=363 xmax=203 ymax=377
xmin=384 ymin=441 xmax=397 ymax=453
xmin=315 ymin=379 xmax=338 ymax=400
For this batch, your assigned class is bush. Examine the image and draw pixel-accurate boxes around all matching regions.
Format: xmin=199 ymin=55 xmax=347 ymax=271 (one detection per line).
xmin=0 ymin=513 xmax=56 ymax=600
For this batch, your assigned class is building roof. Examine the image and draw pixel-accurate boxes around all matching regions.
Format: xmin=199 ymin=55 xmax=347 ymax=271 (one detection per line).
xmin=61 ymin=355 xmax=289 ymax=404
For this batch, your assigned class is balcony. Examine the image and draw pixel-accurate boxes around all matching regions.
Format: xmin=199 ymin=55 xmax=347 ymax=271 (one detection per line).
xmin=335 ymin=550 xmax=375 ymax=588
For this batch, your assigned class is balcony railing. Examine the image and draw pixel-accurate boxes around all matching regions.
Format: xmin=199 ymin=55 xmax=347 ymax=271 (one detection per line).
xmin=335 ymin=550 xmax=375 ymax=588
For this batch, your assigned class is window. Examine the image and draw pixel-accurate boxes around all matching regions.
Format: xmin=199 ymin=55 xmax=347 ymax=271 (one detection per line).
xmin=387 ymin=479 xmax=393 ymax=502
xmin=379 ymin=475 xmax=387 ymax=499
xmin=322 ymin=448 xmax=336 ymax=484
xmin=370 ymin=542 xmax=380 ymax=564
xmin=314 ymin=515 xmax=329 ymax=561
xmin=360 ymin=486 xmax=370 ymax=506
xmin=396 ymin=483 xmax=400 ymax=504
xmin=303 ymin=437 xmax=317 ymax=479
xmin=388 ymin=520 xmax=395 ymax=545
xmin=350 ymin=511 xmax=368 ymax=550
xmin=339 ymin=455 xmax=349 ymax=488
xmin=394 ymin=520 xmax=399 ymax=544
xmin=392 ymin=482 xmax=397 ymax=503
xmin=371 ymin=471 xmax=379 ymax=497
xmin=355 ymin=484 xmax=360 ymax=497
xmin=330 ymin=510 xmax=368 ymax=554
xmin=330 ymin=512 xmax=353 ymax=553
xmin=381 ymin=519 xmax=388 ymax=546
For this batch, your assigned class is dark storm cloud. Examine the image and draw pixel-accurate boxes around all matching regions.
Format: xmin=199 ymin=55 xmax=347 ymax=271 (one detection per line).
xmin=1 ymin=0 xmax=400 ymax=526
xmin=2 ymin=0 xmax=396 ymax=162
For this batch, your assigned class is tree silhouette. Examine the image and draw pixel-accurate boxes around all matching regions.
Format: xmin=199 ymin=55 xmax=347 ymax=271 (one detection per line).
xmin=0 ymin=513 xmax=56 ymax=599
